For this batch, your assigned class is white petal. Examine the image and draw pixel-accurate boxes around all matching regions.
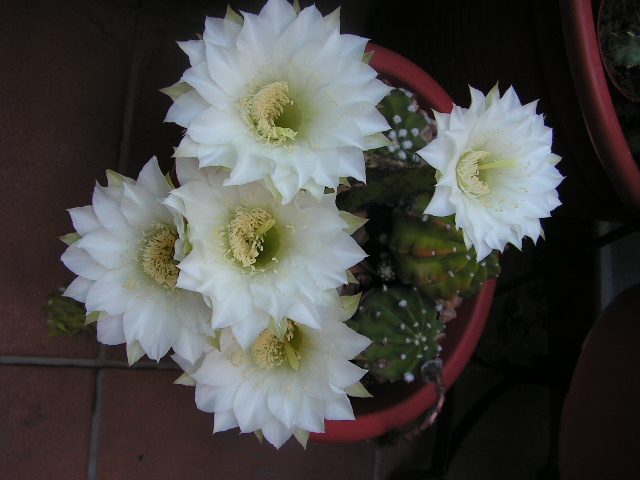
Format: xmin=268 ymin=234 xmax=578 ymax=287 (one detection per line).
xmin=61 ymin=246 xmax=108 ymax=281
xmin=213 ymin=410 xmax=239 ymax=433
xmin=233 ymin=381 xmax=272 ymax=433
xmin=63 ymin=276 xmax=94 ymax=303
xmin=96 ymin=312 xmax=125 ymax=345
xmin=68 ymin=205 xmax=101 ymax=236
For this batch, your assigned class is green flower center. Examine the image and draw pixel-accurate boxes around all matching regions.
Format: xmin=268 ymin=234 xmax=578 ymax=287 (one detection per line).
xmin=238 ymin=81 xmax=301 ymax=146
xmin=141 ymin=226 xmax=179 ymax=289
xmin=227 ymin=207 xmax=279 ymax=269
xmin=250 ymin=320 xmax=302 ymax=371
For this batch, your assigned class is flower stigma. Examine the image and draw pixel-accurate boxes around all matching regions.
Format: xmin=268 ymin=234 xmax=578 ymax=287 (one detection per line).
xmin=456 ymin=149 xmax=492 ymax=197
xmin=250 ymin=320 xmax=302 ymax=371
xmin=141 ymin=226 xmax=180 ymax=289
xmin=238 ymin=81 xmax=300 ymax=146
xmin=227 ymin=207 xmax=279 ymax=269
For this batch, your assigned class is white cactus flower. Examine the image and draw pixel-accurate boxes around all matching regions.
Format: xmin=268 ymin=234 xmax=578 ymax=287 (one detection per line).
xmin=163 ymin=0 xmax=391 ymax=204
xmin=417 ymin=85 xmax=563 ymax=260
xmin=61 ymin=158 xmax=211 ymax=364
xmin=164 ymin=158 xmax=367 ymax=350
xmin=172 ymin=296 xmax=371 ymax=449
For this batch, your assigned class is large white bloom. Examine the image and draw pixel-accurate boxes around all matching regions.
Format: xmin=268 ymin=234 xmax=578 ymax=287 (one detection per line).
xmin=163 ymin=0 xmax=391 ymax=204
xmin=417 ymin=85 xmax=563 ymax=260
xmin=61 ymin=158 xmax=211 ymax=364
xmin=172 ymin=296 xmax=371 ymax=449
xmin=164 ymin=158 xmax=366 ymax=350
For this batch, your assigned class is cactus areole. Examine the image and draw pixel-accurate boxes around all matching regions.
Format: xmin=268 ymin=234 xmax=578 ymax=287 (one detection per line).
xmin=310 ymin=44 xmax=499 ymax=443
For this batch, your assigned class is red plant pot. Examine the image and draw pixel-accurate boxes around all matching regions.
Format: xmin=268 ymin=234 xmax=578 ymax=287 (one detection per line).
xmin=561 ymin=0 xmax=640 ymax=217
xmin=309 ymin=45 xmax=496 ymax=444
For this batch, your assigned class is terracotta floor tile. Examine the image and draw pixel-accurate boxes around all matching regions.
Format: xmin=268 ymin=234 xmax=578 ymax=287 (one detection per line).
xmin=97 ymin=369 xmax=376 ymax=479
xmin=0 ymin=366 xmax=96 ymax=480
xmin=0 ymin=0 xmax=136 ymax=358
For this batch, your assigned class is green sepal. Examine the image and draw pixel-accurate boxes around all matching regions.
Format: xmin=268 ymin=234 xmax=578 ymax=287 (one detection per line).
xmin=345 ymin=269 xmax=359 ymax=286
xmin=344 ymin=381 xmax=372 ymax=398
xmin=84 ymin=311 xmax=99 ymax=325
xmin=60 ymin=232 xmax=81 ymax=246
xmin=339 ymin=177 xmax=351 ymax=187
xmin=362 ymin=50 xmax=374 ymax=65
xmin=339 ymin=292 xmax=362 ymax=321
xmin=364 ymin=132 xmax=393 ymax=150
xmin=159 ymin=81 xmax=193 ymax=101
xmin=106 ymin=169 xmax=129 ymax=188
xmin=293 ymin=428 xmax=310 ymax=449
xmin=127 ymin=341 xmax=145 ymax=366
xmin=174 ymin=372 xmax=196 ymax=386
xmin=254 ymin=430 xmax=264 ymax=443
xmin=339 ymin=210 xmax=368 ymax=235
xmin=174 ymin=140 xmax=199 ymax=158
xmin=225 ymin=6 xmax=244 ymax=26
xmin=165 ymin=172 xmax=176 ymax=189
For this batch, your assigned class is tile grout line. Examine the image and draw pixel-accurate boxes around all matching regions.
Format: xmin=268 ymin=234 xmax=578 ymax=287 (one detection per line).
xmin=0 ymin=355 xmax=180 ymax=370
xmin=87 ymin=345 xmax=106 ymax=480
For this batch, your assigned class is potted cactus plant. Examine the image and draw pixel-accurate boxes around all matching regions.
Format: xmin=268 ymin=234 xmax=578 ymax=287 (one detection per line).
xmin=53 ymin=1 xmax=563 ymax=449
xmin=310 ymin=45 xmax=500 ymax=443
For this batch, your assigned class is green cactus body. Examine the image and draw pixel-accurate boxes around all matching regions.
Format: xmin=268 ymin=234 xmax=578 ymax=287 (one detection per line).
xmin=389 ymin=211 xmax=500 ymax=301
xmin=348 ymin=285 xmax=444 ymax=383
xmin=379 ymin=88 xmax=433 ymax=164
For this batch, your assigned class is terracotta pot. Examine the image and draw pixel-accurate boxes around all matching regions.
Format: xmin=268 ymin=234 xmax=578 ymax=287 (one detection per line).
xmin=364 ymin=0 xmax=636 ymax=221
xmin=561 ymin=0 xmax=640 ymax=217
xmin=309 ymin=45 xmax=496 ymax=443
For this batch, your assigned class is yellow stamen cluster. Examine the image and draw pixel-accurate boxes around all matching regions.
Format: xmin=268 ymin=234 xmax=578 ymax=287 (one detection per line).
xmin=250 ymin=321 xmax=301 ymax=371
xmin=456 ymin=149 xmax=491 ymax=197
xmin=141 ymin=226 xmax=180 ymax=289
xmin=238 ymin=81 xmax=297 ymax=145
xmin=227 ymin=207 xmax=275 ymax=268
